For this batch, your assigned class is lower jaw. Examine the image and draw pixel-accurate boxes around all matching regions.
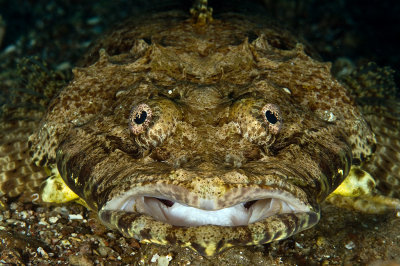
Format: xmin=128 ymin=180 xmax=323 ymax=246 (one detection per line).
xmin=98 ymin=208 xmax=320 ymax=256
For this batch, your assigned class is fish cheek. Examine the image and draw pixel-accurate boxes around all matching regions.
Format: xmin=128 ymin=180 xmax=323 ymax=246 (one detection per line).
xmin=55 ymin=125 xmax=115 ymax=210
xmin=303 ymin=127 xmax=353 ymax=201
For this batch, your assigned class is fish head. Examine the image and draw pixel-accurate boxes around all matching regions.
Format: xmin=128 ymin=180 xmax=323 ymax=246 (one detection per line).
xmin=30 ymin=12 xmax=373 ymax=256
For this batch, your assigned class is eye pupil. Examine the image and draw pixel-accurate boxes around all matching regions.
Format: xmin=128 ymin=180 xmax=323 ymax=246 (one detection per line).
xmin=265 ymin=110 xmax=278 ymax=124
xmin=134 ymin=111 xmax=147 ymax=124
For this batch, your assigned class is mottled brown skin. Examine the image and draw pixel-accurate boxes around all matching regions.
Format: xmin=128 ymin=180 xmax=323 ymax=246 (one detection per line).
xmin=0 ymin=58 xmax=68 ymax=200
xmin=341 ymin=63 xmax=400 ymax=199
xmin=28 ymin=11 xmax=376 ymax=255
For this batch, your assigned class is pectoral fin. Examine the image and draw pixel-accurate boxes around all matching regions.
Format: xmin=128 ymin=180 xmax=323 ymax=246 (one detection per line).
xmin=326 ymin=166 xmax=400 ymax=213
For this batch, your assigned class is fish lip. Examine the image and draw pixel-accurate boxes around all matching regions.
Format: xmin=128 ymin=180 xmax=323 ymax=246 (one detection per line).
xmin=98 ymin=208 xmax=320 ymax=256
xmin=101 ymin=184 xmax=313 ymax=227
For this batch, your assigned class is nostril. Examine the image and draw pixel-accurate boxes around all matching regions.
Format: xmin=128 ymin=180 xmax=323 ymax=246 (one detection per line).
xmin=243 ymin=200 xmax=257 ymax=209
xmin=157 ymin=198 xmax=174 ymax=207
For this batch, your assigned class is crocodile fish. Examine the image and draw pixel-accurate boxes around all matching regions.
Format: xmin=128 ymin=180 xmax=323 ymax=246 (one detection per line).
xmin=1 ymin=3 xmax=400 ymax=256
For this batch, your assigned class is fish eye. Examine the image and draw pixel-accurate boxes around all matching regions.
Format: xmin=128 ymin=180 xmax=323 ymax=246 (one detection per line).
xmin=265 ymin=110 xmax=277 ymax=124
xmin=134 ymin=110 xmax=147 ymax=124
xmin=262 ymin=104 xmax=282 ymax=134
xmin=129 ymin=103 xmax=152 ymax=135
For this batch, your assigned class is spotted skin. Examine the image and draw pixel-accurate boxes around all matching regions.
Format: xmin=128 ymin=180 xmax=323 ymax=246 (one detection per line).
xmin=0 ymin=58 xmax=68 ymax=201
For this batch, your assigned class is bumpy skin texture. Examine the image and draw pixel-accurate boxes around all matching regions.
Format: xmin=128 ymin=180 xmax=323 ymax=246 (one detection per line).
xmin=0 ymin=58 xmax=67 ymax=200
xmin=29 ymin=11 xmax=375 ymax=255
xmin=342 ymin=63 xmax=400 ymax=199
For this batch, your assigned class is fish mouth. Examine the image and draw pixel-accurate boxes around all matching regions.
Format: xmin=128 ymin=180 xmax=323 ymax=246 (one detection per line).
xmin=101 ymin=187 xmax=311 ymax=227
xmin=99 ymin=185 xmax=319 ymax=256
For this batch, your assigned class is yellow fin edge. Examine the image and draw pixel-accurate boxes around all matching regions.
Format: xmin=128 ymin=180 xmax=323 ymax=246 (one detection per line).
xmin=327 ymin=166 xmax=400 ymax=213
xmin=329 ymin=165 xmax=375 ymax=198
xmin=40 ymin=167 xmax=88 ymax=208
